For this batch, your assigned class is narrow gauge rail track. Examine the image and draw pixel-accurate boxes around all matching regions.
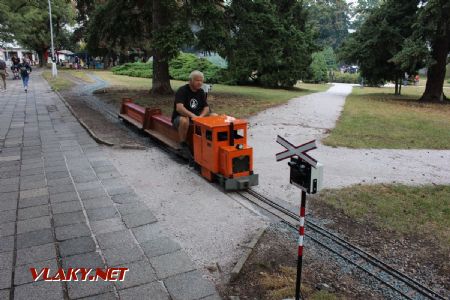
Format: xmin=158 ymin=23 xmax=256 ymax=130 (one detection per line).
xmin=237 ymin=189 xmax=446 ymax=300
xmin=73 ymin=86 xmax=446 ymax=299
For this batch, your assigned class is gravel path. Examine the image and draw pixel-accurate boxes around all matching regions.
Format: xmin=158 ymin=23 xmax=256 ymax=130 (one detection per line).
xmin=250 ymin=83 xmax=450 ymax=204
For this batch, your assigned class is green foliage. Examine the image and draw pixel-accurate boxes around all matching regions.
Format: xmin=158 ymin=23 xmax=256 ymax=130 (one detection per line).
xmin=305 ymin=0 xmax=351 ymax=49
xmin=85 ymin=0 xmax=224 ymax=93
xmin=0 ymin=2 xmax=13 ymax=45
xmin=111 ymin=53 xmax=224 ymax=83
xmin=306 ymin=47 xmax=341 ymax=83
xmin=169 ymin=53 xmax=223 ymax=83
xmin=308 ymin=52 xmax=329 ymax=83
xmin=221 ymin=0 xmax=316 ymax=88
xmin=331 ymin=72 xmax=361 ymax=84
xmin=351 ymin=0 xmax=382 ymax=30
xmin=322 ymin=47 xmax=338 ymax=70
xmin=339 ymin=0 xmax=420 ymax=88
xmin=112 ymin=62 xmax=152 ymax=78
xmin=1 ymin=0 xmax=74 ymax=64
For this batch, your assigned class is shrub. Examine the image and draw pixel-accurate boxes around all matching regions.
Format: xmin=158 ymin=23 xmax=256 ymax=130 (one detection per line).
xmin=304 ymin=51 xmax=329 ymax=83
xmin=111 ymin=52 xmax=224 ymax=83
xmin=169 ymin=52 xmax=223 ymax=83
xmin=331 ymin=72 xmax=361 ymax=84
xmin=111 ymin=62 xmax=152 ymax=78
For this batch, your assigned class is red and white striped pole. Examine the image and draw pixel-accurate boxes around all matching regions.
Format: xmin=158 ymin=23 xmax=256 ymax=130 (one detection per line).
xmin=295 ymin=189 xmax=307 ymax=300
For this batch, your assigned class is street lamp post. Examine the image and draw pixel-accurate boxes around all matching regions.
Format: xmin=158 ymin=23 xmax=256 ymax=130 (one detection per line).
xmin=47 ymin=0 xmax=57 ymax=77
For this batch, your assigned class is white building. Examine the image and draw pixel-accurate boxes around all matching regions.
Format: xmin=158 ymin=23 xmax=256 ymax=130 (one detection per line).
xmin=0 ymin=43 xmax=38 ymax=66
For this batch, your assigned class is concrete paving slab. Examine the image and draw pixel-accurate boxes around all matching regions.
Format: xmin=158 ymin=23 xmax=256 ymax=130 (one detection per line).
xmin=14 ymin=280 xmax=64 ymax=300
xmin=66 ymin=279 xmax=114 ymax=300
xmin=96 ymin=229 xmax=135 ymax=250
xmin=150 ymin=251 xmax=196 ymax=279
xmin=18 ymin=195 xmax=48 ymax=209
xmin=17 ymin=204 xmax=49 ymax=220
xmin=14 ymin=258 xmax=58 ymax=285
xmin=51 ymin=200 xmax=82 ymax=214
xmin=114 ymin=260 xmax=157 ymax=290
xmin=118 ymin=281 xmax=169 ymax=300
xmin=86 ymin=206 xmax=119 ymax=221
xmin=164 ymin=270 xmax=217 ymax=300
xmin=16 ymin=242 xmax=57 ymax=266
xmin=59 ymin=236 xmax=96 ymax=257
xmin=122 ymin=209 xmax=157 ymax=229
xmin=53 ymin=211 xmax=86 ymax=227
xmin=0 ymin=288 xmax=10 ymax=300
xmin=141 ymin=237 xmax=181 ymax=258
xmin=55 ymin=223 xmax=91 ymax=241
xmin=0 ymin=209 xmax=16 ymax=224
xmin=102 ymin=243 xmax=144 ymax=266
xmin=90 ymin=218 xmax=125 ymax=235
xmin=79 ymin=292 xmax=118 ymax=300
xmin=16 ymin=229 xmax=54 ymax=249
xmin=16 ymin=215 xmax=51 ymax=234
xmin=62 ymin=251 xmax=104 ymax=269
xmin=0 ymin=251 xmax=13 ymax=269
xmin=0 ymin=268 xmax=12 ymax=289
xmin=0 ymin=222 xmax=15 ymax=238
xmin=0 ymin=236 xmax=14 ymax=253
xmin=82 ymin=196 xmax=113 ymax=210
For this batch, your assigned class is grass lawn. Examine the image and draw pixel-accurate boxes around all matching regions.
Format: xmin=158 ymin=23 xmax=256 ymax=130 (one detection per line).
xmin=319 ymin=184 xmax=450 ymax=250
xmin=63 ymin=69 xmax=95 ymax=83
xmin=323 ymin=85 xmax=450 ymax=149
xmin=42 ymin=70 xmax=72 ymax=91
xmin=93 ymin=71 xmax=329 ymax=118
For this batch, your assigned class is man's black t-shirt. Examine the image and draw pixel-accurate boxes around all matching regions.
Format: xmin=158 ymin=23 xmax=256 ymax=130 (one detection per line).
xmin=171 ymin=84 xmax=208 ymax=122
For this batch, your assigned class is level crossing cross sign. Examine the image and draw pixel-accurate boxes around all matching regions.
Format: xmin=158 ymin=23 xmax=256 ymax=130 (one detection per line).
xmin=275 ymin=135 xmax=318 ymax=167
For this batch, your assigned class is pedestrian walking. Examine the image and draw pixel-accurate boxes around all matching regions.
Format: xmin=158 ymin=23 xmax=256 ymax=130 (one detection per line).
xmin=0 ymin=58 xmax=7 ymax=91
xmin=18 ymin=58 xmax=32 ymax=93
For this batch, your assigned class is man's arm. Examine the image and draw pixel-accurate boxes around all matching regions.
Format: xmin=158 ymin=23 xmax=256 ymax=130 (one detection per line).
xmin=176 ymin=103 xmax=197 ymax=118
xmin=199 ymin=106 xmax=210 ymax=117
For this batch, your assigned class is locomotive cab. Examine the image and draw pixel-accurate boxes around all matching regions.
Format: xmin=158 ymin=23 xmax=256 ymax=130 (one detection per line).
xmin=192 ymin=115 xmax=258 ymax=190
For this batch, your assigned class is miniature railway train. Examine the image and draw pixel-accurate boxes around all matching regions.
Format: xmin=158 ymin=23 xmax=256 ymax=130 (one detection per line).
xmin=118 ymin=98 xmax=258 ymax=190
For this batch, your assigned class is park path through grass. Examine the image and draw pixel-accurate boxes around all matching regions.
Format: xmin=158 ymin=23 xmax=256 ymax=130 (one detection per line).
xmin=93 ymin=71 xmax=330 ymax=118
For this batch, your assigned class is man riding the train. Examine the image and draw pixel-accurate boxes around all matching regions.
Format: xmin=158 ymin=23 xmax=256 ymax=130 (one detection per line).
xmin=171 ymin=70 xmax=216 ymax=155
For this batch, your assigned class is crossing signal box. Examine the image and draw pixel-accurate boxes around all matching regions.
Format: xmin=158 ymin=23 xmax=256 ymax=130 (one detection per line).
xmin=288 ymin=157 xmax=323 ymax=194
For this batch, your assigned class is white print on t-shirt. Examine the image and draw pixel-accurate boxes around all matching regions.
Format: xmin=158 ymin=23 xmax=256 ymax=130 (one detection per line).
xmin=190 ymin=98 xmax=199 ymax=109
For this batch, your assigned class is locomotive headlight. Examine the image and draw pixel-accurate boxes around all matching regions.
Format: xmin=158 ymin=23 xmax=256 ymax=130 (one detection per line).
xmin=236 ymin=144 xmax=244 ymax=150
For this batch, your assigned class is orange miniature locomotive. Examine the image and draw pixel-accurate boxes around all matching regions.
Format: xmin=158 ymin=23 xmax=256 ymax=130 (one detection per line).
xmin=118 ymin=98 xmax=258 ymax=190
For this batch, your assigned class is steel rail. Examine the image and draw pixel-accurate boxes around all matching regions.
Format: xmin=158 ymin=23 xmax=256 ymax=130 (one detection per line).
xmin=237 ymin=189 xmax=446 ymax=300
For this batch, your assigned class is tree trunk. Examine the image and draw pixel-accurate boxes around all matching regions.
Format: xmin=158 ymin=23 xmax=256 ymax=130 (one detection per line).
xmin=420 ymin=33 xmax=449 ymax=102
xmin=398 ymin=79 xmax=402 ymax=95
xmin=37 ymin=50 xmax=45 ymax=68
xmin=395 ymin=78 xmax=399 ymax=95
xmin=151 ymin=0 xmax=173 ymax=95
xmin=103 ymin=52 xmax=110 ymax=70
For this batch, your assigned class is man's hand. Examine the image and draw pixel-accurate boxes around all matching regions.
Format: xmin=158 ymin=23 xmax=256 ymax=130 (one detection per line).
xmin=176 ymin=103 xmax=197 ymax=118
xmin=199 ymin=106 xmax=210 ymax=117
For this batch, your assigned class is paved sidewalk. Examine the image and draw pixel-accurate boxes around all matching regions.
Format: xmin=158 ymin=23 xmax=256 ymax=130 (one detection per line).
xmin=0 ymin=71 xmax=220 ymax=300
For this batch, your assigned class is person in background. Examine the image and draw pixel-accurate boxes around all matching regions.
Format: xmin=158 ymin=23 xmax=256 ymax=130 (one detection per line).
xmin=18 ymin=58 xmax=32 ymax=93
xmin=414 ymin=74 xmax=420 ymax=86
xmin=0 ymin=58 xmax=7 ymax=91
